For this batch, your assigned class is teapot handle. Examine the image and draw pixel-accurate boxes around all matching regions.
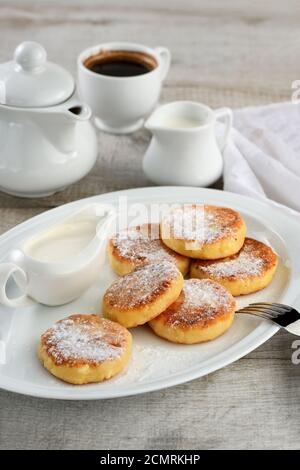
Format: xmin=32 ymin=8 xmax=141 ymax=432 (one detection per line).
xmin=0 ymin=263 xmax=33 ymax=308
xmin=214 ymin=107 xmax=233 ymax=152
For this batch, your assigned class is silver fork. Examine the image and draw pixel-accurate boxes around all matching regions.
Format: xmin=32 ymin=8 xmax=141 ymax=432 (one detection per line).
xmin=237 ymin=302 xmax=300 ymax=336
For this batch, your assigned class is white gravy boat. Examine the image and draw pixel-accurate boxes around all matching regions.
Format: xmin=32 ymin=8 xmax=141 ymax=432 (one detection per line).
xmin=0 ymin=205 xmax=115 ymax=307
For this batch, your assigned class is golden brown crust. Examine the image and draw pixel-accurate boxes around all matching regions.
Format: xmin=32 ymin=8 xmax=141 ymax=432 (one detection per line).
xmin=108 ymin=223 xmax=190 ymax=276
xmin=103 ymin=261 xmax=181 ymax=311
xmin=149 ymin=279 xmax=236 ymax=344
xmin=103 ymin=261 xmax=184 ymax=328
xmin=162 ymin=204 xmax=244 ymax=244
xmin=40 ymin=314 xmax=130 ymax=367
xmin=161 ymin=205 xmax=246 ymax=259
xmin=190 ymin=238 xmax=278 ymax=296
xmin=191 ymin=238 xmax=277 ymax=280
xmin=152 ymin=279 xmax=236 ymax=328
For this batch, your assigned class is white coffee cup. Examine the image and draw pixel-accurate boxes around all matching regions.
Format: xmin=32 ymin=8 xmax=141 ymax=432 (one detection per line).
xmin=77 ymin=42 xmax=171 ymax=134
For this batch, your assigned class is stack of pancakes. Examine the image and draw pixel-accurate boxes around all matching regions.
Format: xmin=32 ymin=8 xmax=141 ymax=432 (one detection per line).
xmin=104 ymin=204 xmax=278 ymax=344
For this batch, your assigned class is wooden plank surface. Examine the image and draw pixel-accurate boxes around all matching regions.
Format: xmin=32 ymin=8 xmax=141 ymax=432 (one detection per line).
xmin=1 ymin=0 xmax=300 ymax=450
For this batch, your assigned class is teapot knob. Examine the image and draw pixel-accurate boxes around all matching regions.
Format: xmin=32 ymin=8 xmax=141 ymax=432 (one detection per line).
xmin=14 ymin=41 xmax=47 ymax=72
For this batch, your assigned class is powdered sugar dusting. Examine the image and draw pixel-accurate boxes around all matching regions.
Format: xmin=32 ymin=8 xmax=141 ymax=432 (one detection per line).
xmin=163 ymin=205 xmax=241 ymax=243
xmin=111 ymin=223 xmax=182 ymax=265
xmin=194 ymin=238 xmax=274 ymax=279
xmin=42 ymin=315 xmax=125 ymax=365
xmin=163 ymin=279 xmax=235 ymax=327
xmin=201 ymin=253 xmax=263 ymax=278
xmin=104 ymin=260 xmax=180 ymax=309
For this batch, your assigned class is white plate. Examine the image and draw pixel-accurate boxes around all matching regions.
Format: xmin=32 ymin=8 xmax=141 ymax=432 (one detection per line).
xmin=0 ymin=187 xmax=298 ymax=400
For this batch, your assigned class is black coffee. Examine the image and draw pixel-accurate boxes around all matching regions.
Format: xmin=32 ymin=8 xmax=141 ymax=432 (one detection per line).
xmin=84 ymin=50 xmax=157 ymax=77
xmin=89 ymin=59 xmax=151 ymax=77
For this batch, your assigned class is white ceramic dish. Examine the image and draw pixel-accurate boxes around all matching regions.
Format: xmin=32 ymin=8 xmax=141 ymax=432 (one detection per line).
xmin=143 ymin=102 xmax=232 ymax=186
xmin=0 ymin=186 xmax=298 ymax=400
xmin=0 ymin=205 xmax=114 ymax=307
xmin=0 ymin=41 xmax=97 ymax=197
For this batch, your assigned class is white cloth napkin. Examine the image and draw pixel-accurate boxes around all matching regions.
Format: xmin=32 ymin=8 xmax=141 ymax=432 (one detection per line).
xmin=223 ymin=102 xmax=300 ymax=218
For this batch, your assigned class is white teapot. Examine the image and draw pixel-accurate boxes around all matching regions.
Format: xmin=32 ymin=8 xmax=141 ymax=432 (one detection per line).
xmin=0 ymin=41 xmax=98 ymax=197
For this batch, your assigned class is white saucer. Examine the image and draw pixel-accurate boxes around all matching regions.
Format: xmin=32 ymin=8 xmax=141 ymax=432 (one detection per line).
xmin=0 ymin=186 xmax=298 ymax=400
xmin=94 ymin=116 xmax=144 ymax=134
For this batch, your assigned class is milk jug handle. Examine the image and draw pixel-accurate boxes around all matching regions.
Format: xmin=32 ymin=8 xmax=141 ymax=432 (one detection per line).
xmin=0 ymin=263 xmax=33 ymax=308
xmin=214 ymin=107 xmax=233 ymax=152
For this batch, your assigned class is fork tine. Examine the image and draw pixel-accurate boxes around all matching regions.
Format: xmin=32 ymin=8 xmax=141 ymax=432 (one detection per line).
xmin=238 ymin=303 xmax=300 ymax=329
xmin=237 ymin=306 xmax=276 ymax=316
xmin=238 ymin=306 xmax=275 ymax=313
xmin=250 ymin=302 xmax=280 ymax=309
xmin=248 ymin=303 xmax=290 ymax=315
xmin=251 ymin=302 xmax=291 ymax=309
xmin=251 ymin=302 xmax=291 ymax=311
xmin=256 ymin=307 xmax=288 ymax=317
xmin=237 ymin=309 xmax=273 ymax=321
xmin=237 ymin=306 xmax=283 ymax=319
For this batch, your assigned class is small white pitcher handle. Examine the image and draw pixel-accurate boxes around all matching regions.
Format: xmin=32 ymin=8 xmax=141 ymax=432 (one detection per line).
xmin=214 ymin=107 xmax=233 ymax=152
xmin=155 ymin=47 xmax=171 ymax=80
xmin=0 ymin=263 xmax=33 ymax=308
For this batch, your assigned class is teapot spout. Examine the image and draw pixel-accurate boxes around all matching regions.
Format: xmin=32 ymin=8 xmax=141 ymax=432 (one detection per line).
xmin=38 ymin=100 xmax=92 ymax=153
xmin=63 ymin=102 xmax=91 ymax=122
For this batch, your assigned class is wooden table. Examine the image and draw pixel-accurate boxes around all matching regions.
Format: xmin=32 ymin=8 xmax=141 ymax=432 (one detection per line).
xmin=1 ymin=0 xmax=300 ymax=450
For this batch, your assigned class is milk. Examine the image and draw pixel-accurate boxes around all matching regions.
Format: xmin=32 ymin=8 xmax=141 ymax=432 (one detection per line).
xmin=161 ymin=116 xmax=204 ymax=128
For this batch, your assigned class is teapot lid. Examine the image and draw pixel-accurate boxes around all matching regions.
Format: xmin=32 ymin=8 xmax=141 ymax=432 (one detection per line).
xmin=0 ymin=41 xmax=75 ymax=107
